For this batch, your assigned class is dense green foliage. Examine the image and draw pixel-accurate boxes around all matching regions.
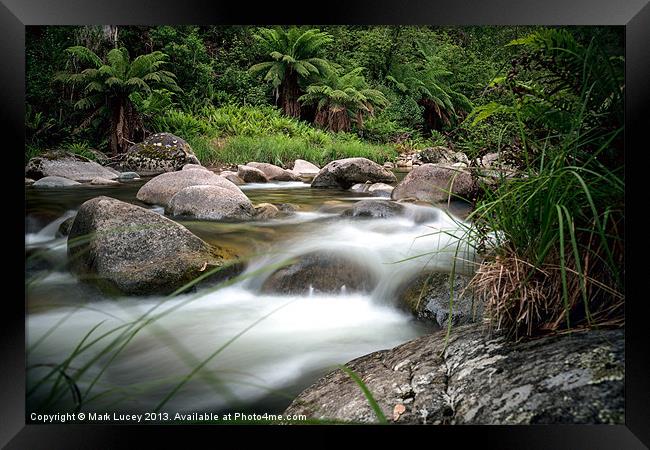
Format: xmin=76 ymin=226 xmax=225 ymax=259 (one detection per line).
xmin=27 ymin=25 xmax=549 ymax=162
xmin=25 ymin=25 xmax=625 ymax=360
xmin=460 ymin=29 xmax=625 ymax=338
xmin=54 ymin=46 xmax=180 ymax=154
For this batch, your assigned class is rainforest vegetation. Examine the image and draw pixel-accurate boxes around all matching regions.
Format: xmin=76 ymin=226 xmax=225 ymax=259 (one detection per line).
xmin=25 ymin=25 xmax=625 ymax=422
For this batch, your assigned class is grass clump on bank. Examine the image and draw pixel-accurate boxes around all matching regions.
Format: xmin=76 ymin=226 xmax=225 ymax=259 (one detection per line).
xmin=460 ymin=29 xmax=624 ymax=339
xmin=149 ymin=105 xmax=396 ymax=167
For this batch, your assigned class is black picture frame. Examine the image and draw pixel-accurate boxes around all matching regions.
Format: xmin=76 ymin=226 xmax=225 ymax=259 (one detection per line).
xmin=5 ymin=0 xmax=649 ymax=447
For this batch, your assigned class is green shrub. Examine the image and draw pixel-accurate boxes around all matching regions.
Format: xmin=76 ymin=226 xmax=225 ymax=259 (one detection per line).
xmin=147 ymin=105 xmax=396 ymax=166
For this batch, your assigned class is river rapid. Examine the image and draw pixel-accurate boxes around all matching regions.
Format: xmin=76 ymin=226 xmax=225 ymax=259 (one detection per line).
xmin=25 ymin=176 xmax=475 ymax=415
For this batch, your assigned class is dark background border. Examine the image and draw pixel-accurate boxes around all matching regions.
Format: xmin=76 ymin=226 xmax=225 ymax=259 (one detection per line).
xmin=3 ymin=0 xmax=649 ymax=447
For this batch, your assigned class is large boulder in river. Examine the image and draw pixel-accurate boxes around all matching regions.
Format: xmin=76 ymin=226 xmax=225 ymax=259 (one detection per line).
xmin=246 ymin=162 xmax=298 ymax=181
xmin=167 ymin=185 xmax=255 ymax=221
xmin=26 ymin=150 xmax=119 ymax=182
xmin=284 ymin=324 xmax=624 ymax=424
xmin=68 ymin=196 xmax=237 ymax=295
xmin=311 ymin=157 xmax=396 ymax=189
xmin=391 ymin=164 xmax=477 ymax=203
xmin=121 ymin=133 xmax=200 ymax=175
xmin=341 ymin=199 xmax=405 ymax=219
xmin=397 ymin=271 xmax=478 ymax=327
xmin=261 ymin=251 xmax=378 ymax=295
xmin=136 ymin=169 xmax=242 ymax=207
xmin=237 ymin=165 xmax=268 ymax=183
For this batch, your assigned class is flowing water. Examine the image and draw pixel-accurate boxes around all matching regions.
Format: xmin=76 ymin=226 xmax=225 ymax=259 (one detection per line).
xmin=25 ymin=175 xmax=475 ymax=416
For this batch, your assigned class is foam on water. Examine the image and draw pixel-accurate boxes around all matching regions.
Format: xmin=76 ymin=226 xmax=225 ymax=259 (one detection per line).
xmin=26 ymin=185 xmax=476 ymax=413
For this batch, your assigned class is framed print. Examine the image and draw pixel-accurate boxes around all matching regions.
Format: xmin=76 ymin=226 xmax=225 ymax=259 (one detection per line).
xmin=4 ymin=0 xmax=649 ymax=447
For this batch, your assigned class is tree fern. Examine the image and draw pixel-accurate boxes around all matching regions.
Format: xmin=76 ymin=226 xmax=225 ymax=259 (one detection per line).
xmin=55 ymin=45 xmax=179 ymax=154
xmin=249 ymin=27 xmax=333 ymax=117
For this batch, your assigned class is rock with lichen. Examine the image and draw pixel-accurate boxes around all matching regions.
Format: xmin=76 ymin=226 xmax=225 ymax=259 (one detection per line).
xmin=68 ymin=196 xmax=240 ymax=295
xmin=120 ymin=133 xmax=200 ymax=175
xmin=284 ymin=324 xmax=624 ymax=424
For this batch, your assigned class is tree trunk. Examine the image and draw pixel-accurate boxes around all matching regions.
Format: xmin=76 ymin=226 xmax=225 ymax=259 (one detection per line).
xmin=108 ymin=97 xmax=143 ymax=155
xmin=314 ymin=109 xmax=328 ymax=129
xmin=327 ymin=107 xmax=351 ymax=133
xmin=279 ymin=70 xmax=301 ymax=118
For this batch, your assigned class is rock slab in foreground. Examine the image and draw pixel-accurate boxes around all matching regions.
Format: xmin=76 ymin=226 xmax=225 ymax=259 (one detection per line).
xmin=285 ymin=324 xmax=624 ymax=424
xmin=68 ymin=196 xmax=237 ymax=295
xmin=311 ymin=157 xmax=396 ymax=189
xmin=26 ymin=150 xmax=119 ymax=182
xmin=122 ymin=133 xmax=200 ymax=175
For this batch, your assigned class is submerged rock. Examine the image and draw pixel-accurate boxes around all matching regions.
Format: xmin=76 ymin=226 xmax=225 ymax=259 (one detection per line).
xmin=254 ymin=203 xmax=281 ymax=220
xmin=311 ymin=157 xmax=396 ymax=189
xmin=117 ymin=171 xmax=140 ymax=181
xmin=33 ymin=176 xmax=81 ymax=188
xmin=342 ymin=199 xmax=405 ymax=219
xmin=237 ymin=165 xmax=268 ymax=183
xmin=284 ymin=324 xmax=624 ymax=424
xmin=368 ymin=182 xmax=394 ymax=197
xmin=121 ymin=133 xmax=200 ymax=175
xmin=68 ymin=196 xmax=238 ymax=295
xmin=136 ymin=169 xmax=242 ymax=207
xmin=246 ymin=162 xmax=298 ymax=181
xmin=391 ymin=164 xmax=476 ymax=203
xmin=56 ymin=216 xmax=76 ymax=238
xmin=350 ymin=182 xmax=371 ymax=193
xmin=90 ymin=177 xmax=120 ymax=186
xmin=167 ymin=185 xmax=255 ymax=221
xmin=261 ymin=251 xmax=378 ymax=295
xmin=26 ymin=150 xmax=119 ymax=182
xmin=397 ymin=271 xmax=478 ymax=327
xmin=276 ymin=203 xmax=299 ymax=214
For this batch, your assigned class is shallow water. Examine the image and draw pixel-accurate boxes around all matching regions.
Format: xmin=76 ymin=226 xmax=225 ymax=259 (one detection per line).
xmin=25 ymin=176 xmax=475 ymax=415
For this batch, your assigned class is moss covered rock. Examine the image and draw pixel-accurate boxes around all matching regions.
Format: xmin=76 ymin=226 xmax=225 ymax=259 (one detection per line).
xmin=121 ymin=133 xmax=200 ymax=175
xmin=261 ymin=251 xmax=378 ymax=295
xmin=68 ymin=196 xmax=239 ymax=295
xmin=397 ymin=271 xmax=479 ymax=327
xmin=311 ymin=157 xmax=396 ymax=189
xmin=284 ymin=324 xmax=624 ymax=424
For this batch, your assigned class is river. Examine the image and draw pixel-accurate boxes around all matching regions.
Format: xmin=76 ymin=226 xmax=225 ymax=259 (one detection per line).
xmin=25 ymin=175 xmax=475 ymax=417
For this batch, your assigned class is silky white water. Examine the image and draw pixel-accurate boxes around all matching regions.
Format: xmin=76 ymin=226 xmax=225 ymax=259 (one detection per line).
xmin=26 ymin=182 xmax=476 ymax=414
